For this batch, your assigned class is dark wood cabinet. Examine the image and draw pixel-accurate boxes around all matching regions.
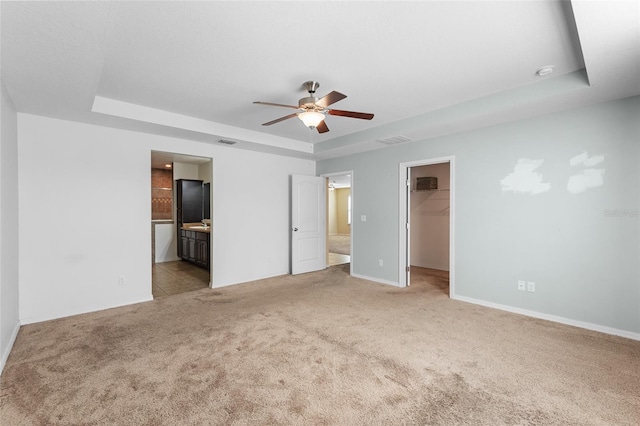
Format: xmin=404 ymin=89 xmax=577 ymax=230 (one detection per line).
xmin=188 ymin=238 xmax=196 ymax=261
xmin=181 ymin=234 xmax=190 ymax=260
xmin=176 ymin=179 xmax=203 ymax=258
xmin=195 ymin=238 xmax=208 ymax=268
xmin=180 ymin=229 xmax=210 ymax=270
xmin=177 ymin=179 xmax=204 ymax=223
xmin=203 ymin=182 xmax=211 ymax=220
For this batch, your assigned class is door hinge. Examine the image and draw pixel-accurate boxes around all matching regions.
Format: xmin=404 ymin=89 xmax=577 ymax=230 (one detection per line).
xmin=406 ymin=223 xmax=410 ymax=230
xmin=406 ymin=180 xmax=411 ymax=187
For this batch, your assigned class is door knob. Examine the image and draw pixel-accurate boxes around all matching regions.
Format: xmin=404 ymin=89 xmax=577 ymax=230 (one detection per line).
xmin=293 ymin=227 xmax=298 ymax=231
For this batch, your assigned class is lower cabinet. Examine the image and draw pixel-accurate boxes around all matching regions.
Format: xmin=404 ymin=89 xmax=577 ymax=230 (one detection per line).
xmin=180 ymin=229 xmax=210 ymax=269
xmin=181 ymin=236 xmax=190 ymax=261
xmin=194 ymin=239 xmax=208 ymax=268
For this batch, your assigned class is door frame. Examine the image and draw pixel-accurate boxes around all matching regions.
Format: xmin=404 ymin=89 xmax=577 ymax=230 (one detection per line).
xmin=150 ymin=150 xmax=214 ymax=289
xmin=398 ymin=157 xmax=455 ymax=295
xmin=321 ymin=170 xmax=354 ymax=276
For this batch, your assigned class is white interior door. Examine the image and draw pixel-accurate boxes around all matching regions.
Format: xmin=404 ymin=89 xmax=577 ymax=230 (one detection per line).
xmin=291 ymin=175 xmax=327 ymax=275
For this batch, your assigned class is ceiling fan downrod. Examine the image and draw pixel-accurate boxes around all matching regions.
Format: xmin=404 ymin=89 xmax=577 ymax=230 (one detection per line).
xmin=303 ymin=80 xmax=320 ymax=95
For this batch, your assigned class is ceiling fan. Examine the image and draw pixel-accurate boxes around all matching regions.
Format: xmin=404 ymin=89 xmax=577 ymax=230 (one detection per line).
xmin=253 ymin=81 xmax=374 ymax=133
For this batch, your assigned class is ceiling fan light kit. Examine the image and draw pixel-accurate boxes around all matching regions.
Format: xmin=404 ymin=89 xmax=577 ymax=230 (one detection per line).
xmin=298 ymin=111 xmax=325 ymax=128
xmin=254 ymin=81 xmax=374 ymax=133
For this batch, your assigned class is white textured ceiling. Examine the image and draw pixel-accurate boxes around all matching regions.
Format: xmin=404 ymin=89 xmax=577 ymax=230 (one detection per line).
xmin=2 ymin=1 xmax=639 ymax=160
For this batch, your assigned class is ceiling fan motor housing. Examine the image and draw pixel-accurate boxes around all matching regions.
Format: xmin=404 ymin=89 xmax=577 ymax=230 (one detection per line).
xmin=299 ymin=81 xmax=323 ymax=110
xmin=299 ymin=96 xmax=321 ymax=110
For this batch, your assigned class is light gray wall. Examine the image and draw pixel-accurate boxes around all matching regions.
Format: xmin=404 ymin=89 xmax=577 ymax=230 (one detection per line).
xmin=318 ymin=96 xmax=640 ymax=335
xmin=1 ymin=81 xmax=20 ymax=373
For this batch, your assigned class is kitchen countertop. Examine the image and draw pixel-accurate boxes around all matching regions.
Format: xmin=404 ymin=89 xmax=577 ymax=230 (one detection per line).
xmin=181 ymin=222 xmax=211 ymax=233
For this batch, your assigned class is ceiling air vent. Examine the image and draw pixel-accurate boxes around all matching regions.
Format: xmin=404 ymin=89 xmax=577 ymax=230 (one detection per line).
xmin=217 ymin=139 xmax=237 ymax=145
xmin=377 ymin=135 xmax=412 ymax=145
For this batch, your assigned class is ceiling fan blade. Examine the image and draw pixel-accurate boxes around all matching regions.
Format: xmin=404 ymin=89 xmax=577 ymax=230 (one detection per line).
xmin=315 ymin=91 xmax=347 ymax=108
xmin=253 ymin=101 xmax=299 ymax=109
xmin=316 ymin=120 xmax=329 ymax=133
xmin=328 ymin=109 xmax=374 ymax=120
xmin=262 ymin=113 xmax=298 ymax=126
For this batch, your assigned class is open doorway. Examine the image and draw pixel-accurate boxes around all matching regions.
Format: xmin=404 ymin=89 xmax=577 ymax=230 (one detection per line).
xmin=399 ymin=157 xmax=455 ymax=295
xmin=409 ymin=163 xmax=450 ymax=295
xmin=151 ymin=151 xmax=213 ymax=298
xmin=323 ymin=172 xmax=353 ymax=270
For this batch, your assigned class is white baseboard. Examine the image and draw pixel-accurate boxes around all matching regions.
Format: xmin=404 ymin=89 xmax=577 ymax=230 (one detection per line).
xmin=212 ymin=270 xmax=290 ymax=289
xmin=351 ymin=272 xmax=401 ymax=287
xmin=20 ymin=296 xmax=154 ymax=326
xmin=155 ymin=255 xmax=180 ymax=263
xmin=1 ymin=321 xmax=21 ymax=375
xmin=451 ymin=294 xmax=640 ymax=341
xmin=411 ymin=263 xmax=449 ymax=272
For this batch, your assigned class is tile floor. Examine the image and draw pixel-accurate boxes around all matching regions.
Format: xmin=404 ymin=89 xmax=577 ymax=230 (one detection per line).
xmin=152 ymin=260 xmax=210 ymax=298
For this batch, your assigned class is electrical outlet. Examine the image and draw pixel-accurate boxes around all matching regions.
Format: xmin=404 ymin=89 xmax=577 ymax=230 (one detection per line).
xmin=378 ymin=259 xmax=383 ymax=267
xmin=361 ymin=215 xmax=367 ymax=222
xmin=527 ymin=281 xmax=535 ymax=292
xmin=118 ymin=276 xmax=125 ymax=286
xmin=518 ymin=280 xmax=526 ymax=291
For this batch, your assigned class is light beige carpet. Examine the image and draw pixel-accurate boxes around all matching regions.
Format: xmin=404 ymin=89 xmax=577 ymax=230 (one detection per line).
xmin=1 ymin=266 xmax=639 ymax=425
xmin=328 ymin=234 xmax=350 ymax=255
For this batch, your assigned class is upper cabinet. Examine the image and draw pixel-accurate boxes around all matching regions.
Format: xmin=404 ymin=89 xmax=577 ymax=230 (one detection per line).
xmin=203 ymin=182 xmax=211 ymax=220
xmin=176 ymin=179 xmax=204 ymax=223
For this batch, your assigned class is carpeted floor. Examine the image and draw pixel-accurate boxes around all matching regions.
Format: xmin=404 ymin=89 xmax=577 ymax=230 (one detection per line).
xmin=328 ymin=234 xmax=350 ymax=255
xmin=1 ymin=266 xmax=639 ymax=425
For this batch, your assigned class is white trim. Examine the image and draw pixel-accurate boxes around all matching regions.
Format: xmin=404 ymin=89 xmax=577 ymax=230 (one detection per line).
xmin=399 ymin=156 xmax=455 ymax=297
xmin=398 ymin=165 xmax=406 ymax=287
xmin=452 ymin=294 xmax=640 ymax=342
xmin=351 ymin=272 xmax=401 ymax=287
xmin=212 ymin=271 xmax=289 ymax=289
xmin=93 ymin=96 xmax=312 ymax=154
xmin=152 ymin=150 xmax=214 ymax=288
xmin=321 ymin=170 xmax=354 ymax=277
xmin=411 ymin=263 xmax=450 ymax=272
xmin=19 ymin=296 xmax=154 ymax=326
xmin=0 ymin=321 xmax=21 ymax=375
